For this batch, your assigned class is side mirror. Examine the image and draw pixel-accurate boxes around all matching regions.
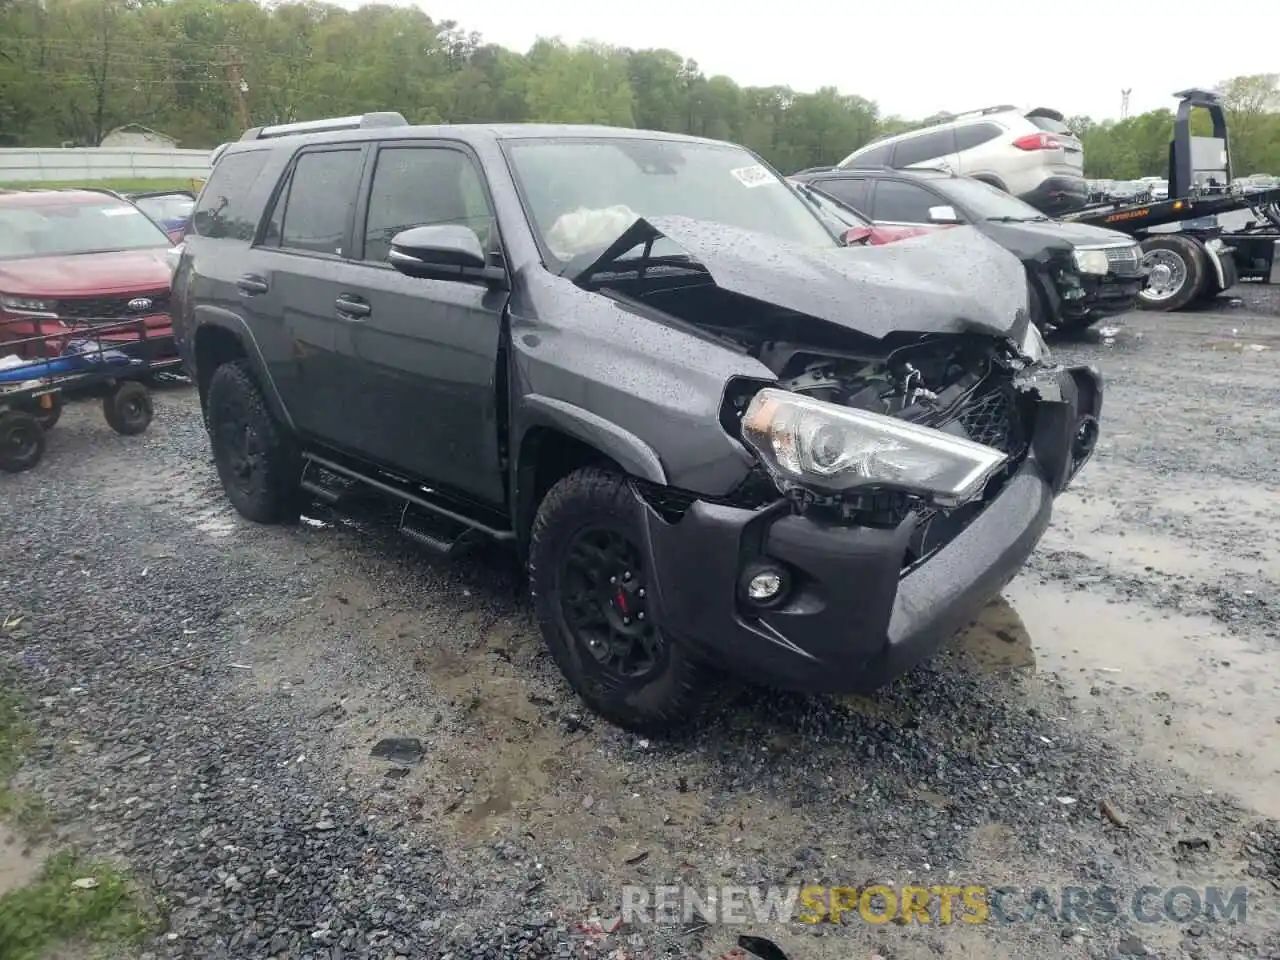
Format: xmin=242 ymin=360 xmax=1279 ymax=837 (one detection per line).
xmin=928 ymin=205 xmax=961 ymax=224
xmin=388 ymin=225 xmax=505 ymax=285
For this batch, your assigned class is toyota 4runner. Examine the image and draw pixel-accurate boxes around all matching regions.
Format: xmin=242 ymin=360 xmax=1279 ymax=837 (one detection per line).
xmin=172 ymin=112 xmax=1103 ymax=734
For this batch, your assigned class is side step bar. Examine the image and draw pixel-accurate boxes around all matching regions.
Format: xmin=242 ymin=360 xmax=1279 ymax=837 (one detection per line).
xmin=299 ymin=452 xmax=514 ymax=556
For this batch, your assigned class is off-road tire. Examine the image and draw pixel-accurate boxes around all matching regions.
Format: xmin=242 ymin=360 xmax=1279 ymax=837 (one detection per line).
xmin=206 ymin=360 xmax=300 ymax=524
xmin=103 ymin=381 xmax=153 ymax=436
xmin=1137 ymin=234 xmax=1207 ymax=312
xmin=529 ymin=466 xmax=718 ymax=735
xmin=0 ymin=410 xmax=45 ymax=473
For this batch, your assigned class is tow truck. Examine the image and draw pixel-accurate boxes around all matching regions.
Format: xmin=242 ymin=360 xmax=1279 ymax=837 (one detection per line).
xmin=1063 ymin=89 xmax=1280 ymax=311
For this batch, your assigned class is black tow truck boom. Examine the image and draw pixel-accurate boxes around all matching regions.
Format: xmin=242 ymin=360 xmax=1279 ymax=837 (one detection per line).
xmin=1063 ymin=89 xmax=1280 ymax=311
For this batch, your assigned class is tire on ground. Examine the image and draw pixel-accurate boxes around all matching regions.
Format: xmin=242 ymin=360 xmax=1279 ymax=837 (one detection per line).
xmin=0 ymin=409 xmax=46 ymax=473
xmin=206 ymin=359 xmax=300 ymax=524
xmin=529 ymin=466 xmax=719 ymax=735
xmin=103 ymin=381 xmax=154 ymax=436
xmin=1137 ymin=234 xmax=1207 ymax=312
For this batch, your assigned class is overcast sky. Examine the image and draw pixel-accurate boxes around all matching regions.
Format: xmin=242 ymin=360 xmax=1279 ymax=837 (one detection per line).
xmin=329 ymin=0 xmax=1276 ymax=121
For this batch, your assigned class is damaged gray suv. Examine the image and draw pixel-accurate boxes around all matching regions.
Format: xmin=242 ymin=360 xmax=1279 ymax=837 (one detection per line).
xmin=171 ymin=113 xmax=1103 ymax=734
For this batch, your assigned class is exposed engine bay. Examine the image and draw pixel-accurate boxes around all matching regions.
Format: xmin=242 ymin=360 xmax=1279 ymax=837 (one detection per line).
xmin=598 ymin=269 xmax=1039 ymax=566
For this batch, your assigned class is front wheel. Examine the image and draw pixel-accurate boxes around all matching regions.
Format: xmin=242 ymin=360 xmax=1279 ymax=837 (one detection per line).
xmin=1137 ymin=235 xmax=1207 ymax=312
xmin=528 ymin=467 xmax=719 ymax=735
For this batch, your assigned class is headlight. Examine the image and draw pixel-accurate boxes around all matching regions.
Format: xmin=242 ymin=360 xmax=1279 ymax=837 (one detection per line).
xmin=740 ymin=388 xmax=1009 ymax=506
xmin=0 ymin=294 xmax=57 ymax=315
xmin=1017 ymin=320 xmax=1050 ymax=363
xmin=1072 ymin=248 xmax=1110 ymax=275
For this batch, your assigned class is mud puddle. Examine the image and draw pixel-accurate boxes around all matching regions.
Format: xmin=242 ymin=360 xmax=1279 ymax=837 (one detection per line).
xmin=959 ymin=579 xmax=1280 ymax=819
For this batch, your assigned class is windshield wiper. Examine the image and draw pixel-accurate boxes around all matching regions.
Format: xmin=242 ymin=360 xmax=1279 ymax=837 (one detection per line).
xmin=986 ymin=215 xmax=1050 ymax=223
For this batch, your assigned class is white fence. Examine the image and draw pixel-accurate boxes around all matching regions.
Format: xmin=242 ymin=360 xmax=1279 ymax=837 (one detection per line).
xmin=0 ymin=147 xmax=211 ymax=184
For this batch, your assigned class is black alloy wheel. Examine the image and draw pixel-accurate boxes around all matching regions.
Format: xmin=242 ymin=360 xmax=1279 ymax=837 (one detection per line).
xmin=559 ymin=526 xmax=663 ymax=679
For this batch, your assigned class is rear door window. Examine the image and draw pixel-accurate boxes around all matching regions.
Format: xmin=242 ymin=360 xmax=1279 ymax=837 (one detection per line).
xmin=870 ymin=179 xmax=940 ymax=223
xmin=811 ymin=177 xmax=871 ymax=214
xmin=273 ymin=149 xmax=364 ymax=257
xmin=191 ymin=150 xmax=269 ymax=240
xmin=892 ymin=129 xmax=957 ymax=167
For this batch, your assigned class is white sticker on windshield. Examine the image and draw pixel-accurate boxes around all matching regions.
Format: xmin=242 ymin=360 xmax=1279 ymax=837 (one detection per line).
xmin=730 ymin=164 xmax=774 ymax=188
xmin=102 ymin=207 xmax=141 ymax=216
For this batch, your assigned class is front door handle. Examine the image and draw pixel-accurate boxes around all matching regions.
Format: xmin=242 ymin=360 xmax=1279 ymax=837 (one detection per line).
xmin=334 ymin=296 xmax=371 ymax=319
xmin=237 ymin=275 xmax=269 ymax=295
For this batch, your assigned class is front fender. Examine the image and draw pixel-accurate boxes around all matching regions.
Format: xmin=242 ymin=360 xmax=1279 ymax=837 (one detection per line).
xmin=517 ymin=394 xmax=667 ymax=484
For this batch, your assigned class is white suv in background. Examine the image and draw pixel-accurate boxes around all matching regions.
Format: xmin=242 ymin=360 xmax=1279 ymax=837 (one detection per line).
xmin=838 ymin=106 xmax=1087 ymax=215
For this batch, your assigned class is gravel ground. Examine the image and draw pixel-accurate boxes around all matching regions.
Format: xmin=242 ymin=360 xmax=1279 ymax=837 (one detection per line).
xmin=3 ymin=292 xmax=1280 ymax=960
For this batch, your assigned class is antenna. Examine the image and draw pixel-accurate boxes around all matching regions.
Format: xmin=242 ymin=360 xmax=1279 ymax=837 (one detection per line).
xmin=1121 ymin=88 xmax=1132 ymax=120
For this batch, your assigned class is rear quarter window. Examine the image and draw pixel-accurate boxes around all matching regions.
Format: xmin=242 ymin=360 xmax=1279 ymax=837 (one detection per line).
xmin=955 ymin=122 xmax=1004 ymax=151
xmin=192 ymin=150 xmax=270 ymax=240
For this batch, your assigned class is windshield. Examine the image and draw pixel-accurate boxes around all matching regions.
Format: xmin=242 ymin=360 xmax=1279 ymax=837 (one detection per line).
xmin=0 ymin=200 xmax=171 ymax=260
xmin=940 ymin=177 xmax=1049 ymax=221
xmin=503 ymin=137 xmax=837 ymax=264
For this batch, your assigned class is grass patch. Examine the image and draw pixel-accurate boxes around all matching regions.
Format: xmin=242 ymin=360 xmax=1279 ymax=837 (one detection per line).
xmin=0 ymin=178 xmax=201 ymax=193
xmin=0 ymin=851 xmax=151 ymax=960
xmin=0 ymin=696 xmax=47 ymax=840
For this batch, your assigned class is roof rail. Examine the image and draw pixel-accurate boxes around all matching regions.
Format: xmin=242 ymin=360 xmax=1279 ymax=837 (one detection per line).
xmin=240 ymin=111 xmax=409 ymax=142
xmin=943 ymin=104 xmax=1019 ymax=122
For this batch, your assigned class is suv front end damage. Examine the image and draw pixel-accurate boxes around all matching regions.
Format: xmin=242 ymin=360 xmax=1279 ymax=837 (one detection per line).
xmin=622 ymin=303 xmax=1101 ymax=694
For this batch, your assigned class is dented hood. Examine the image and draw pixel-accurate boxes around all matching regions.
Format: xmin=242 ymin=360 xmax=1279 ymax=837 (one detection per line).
xmin=568 ymin=215 xmax=1028 ymax=340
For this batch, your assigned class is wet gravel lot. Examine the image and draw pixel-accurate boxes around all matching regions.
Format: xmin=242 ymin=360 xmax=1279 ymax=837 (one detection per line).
xmin=3 ymin=284 xmax=1280 ymax=960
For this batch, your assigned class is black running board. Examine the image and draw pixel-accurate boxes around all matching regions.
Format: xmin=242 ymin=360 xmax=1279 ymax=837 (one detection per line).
xmin=300 ymin=452 xmax=514 ymax=555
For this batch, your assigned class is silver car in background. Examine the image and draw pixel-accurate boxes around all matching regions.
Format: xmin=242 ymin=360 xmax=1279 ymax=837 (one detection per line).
xmin=838 ymin=105 xmax=1087 ymax=215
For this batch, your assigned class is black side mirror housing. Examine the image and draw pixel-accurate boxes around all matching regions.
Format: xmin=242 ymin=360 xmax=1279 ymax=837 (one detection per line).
xmin=388 ymin=224 xmax=506 ymax=285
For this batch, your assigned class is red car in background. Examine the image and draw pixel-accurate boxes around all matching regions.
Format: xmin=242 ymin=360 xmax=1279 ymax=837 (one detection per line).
xmin=0 ymin=189 xmax=179 ymax=362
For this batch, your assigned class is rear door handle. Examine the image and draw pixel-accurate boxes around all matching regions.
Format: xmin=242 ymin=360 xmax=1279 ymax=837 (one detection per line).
xmin=335 ymin=295 xmax=371 ymax=319
xmin=237 ymin=275 xmax=269 ymax=295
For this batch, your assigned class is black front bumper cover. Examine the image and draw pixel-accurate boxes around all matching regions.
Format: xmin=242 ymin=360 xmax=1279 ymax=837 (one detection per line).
xmin=634 ymin=363 xmax=1102 ymax=694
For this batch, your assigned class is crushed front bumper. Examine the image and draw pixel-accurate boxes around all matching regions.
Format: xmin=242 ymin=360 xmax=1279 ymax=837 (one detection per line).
xmin=1058 ymin=272 xmax=1146 ymax=321
xmin=636 ymin=363 xmax=1102 ymax=694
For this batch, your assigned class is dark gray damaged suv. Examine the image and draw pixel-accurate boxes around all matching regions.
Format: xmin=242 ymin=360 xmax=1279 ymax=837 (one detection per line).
xmin=172 ymin=112 xmax=1103 ymax=734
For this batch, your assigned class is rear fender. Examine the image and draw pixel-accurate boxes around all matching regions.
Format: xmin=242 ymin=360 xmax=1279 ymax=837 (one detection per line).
xmin=191 ymin=306 xmax=294 ymax=431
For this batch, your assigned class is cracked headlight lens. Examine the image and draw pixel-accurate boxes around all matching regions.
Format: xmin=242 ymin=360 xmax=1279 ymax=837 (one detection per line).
xmin=740 ymin=388 xmax=1009 ymax=506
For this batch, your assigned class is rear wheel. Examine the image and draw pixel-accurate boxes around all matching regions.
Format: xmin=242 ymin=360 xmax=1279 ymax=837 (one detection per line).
xmin=206 ymin=360 xmax=299 ymax=524
xmin=0 ymin=410 xmax=45 ymax=473
xmin=529 ymin=467 xmax=719 ymax=735
xmin=103 ymin=381 xmax=153 ymax=435
xmin=1137 ymin=235 xmax=1207 ymax=312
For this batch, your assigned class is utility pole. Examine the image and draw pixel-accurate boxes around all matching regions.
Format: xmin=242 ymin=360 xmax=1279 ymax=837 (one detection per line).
xmin=1121 ymin=88 xmax=1131 ymax=120
xmin=226 ymin=55 xmax=250 ymax=130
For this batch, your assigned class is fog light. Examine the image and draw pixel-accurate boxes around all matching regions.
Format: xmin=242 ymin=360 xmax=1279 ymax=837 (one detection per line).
xmin=747 ymin=571 xmax=784 ymax=600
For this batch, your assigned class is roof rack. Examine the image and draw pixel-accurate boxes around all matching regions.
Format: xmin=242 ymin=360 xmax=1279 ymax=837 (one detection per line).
xmin=941 ymin=104 xmax=1019 ymax=122
xmin=239 ymin=111 xmax=409 ymax=142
